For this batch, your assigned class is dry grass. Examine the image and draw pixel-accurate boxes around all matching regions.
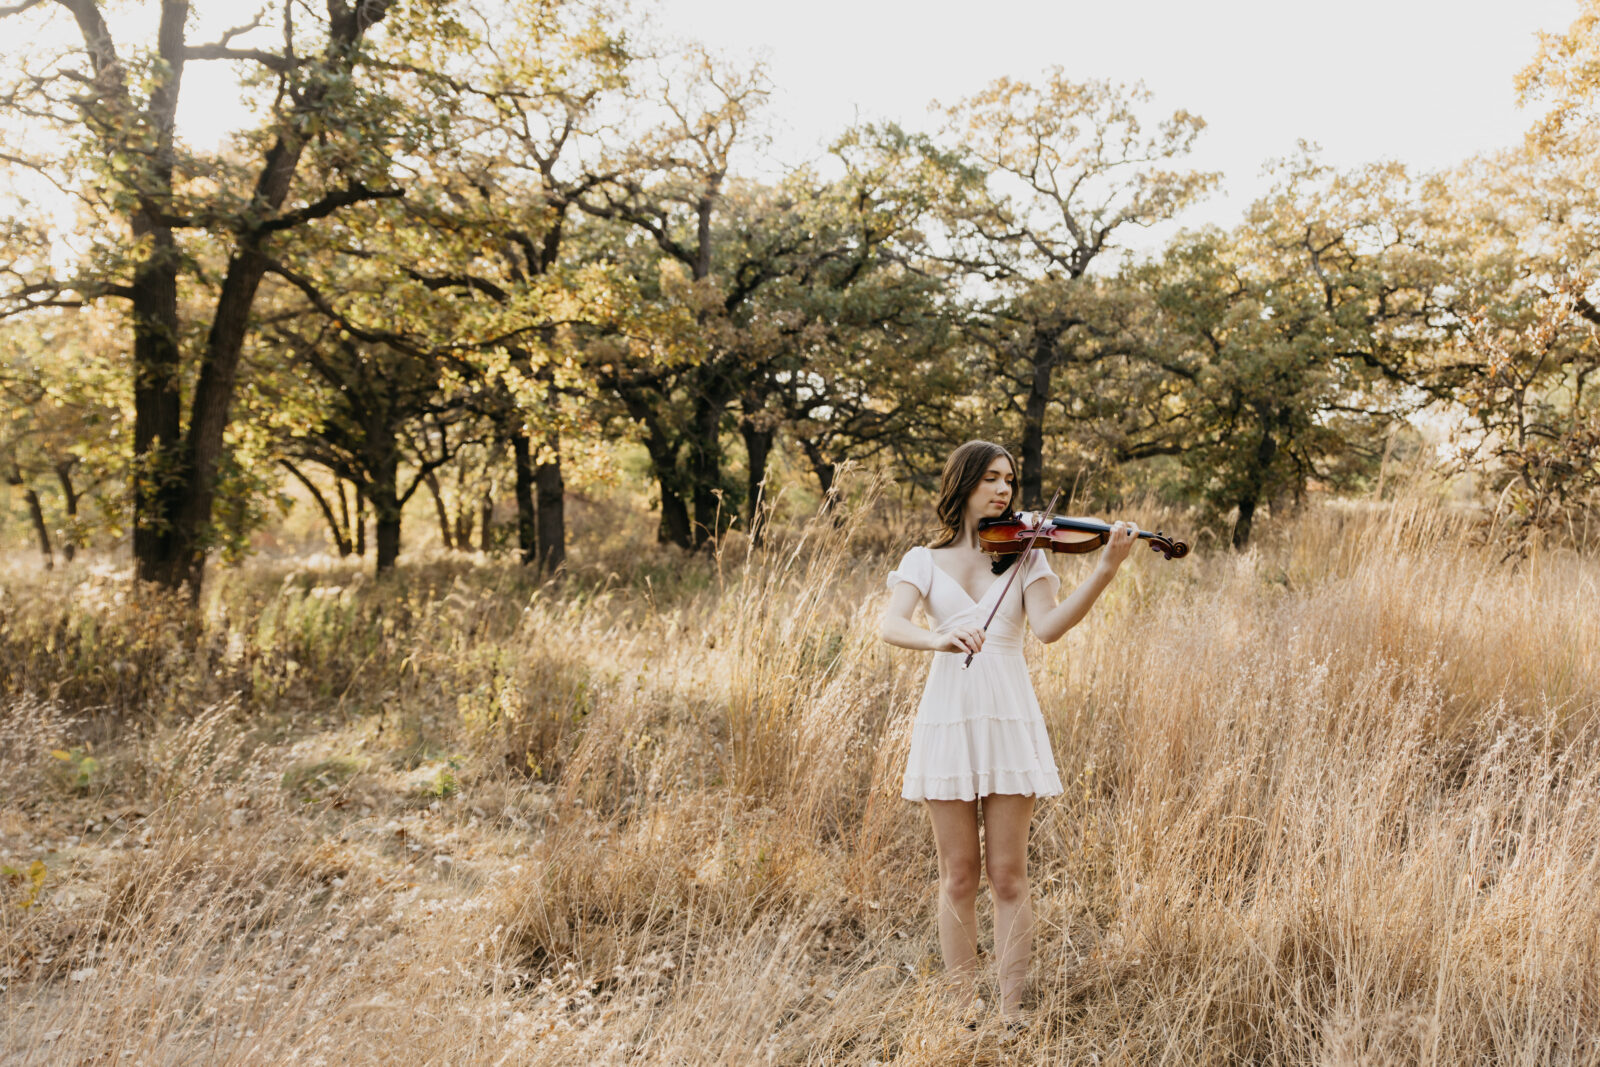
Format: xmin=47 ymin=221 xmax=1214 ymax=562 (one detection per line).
xmin=2 ymin=483 xmax=1599 ymax=1064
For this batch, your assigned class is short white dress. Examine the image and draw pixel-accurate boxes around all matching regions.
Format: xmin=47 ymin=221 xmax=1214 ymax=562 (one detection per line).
xmin=888 ymin=545 xmax=1066 ymax=802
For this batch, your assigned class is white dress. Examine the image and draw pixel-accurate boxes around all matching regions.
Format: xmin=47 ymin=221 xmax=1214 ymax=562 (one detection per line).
xmin=888 ymin=544 xmax=1066 ymax=802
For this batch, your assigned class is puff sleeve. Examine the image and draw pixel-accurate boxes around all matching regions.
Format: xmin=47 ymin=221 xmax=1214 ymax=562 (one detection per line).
xmin=1020 ymin=547 xmax=1061 ymax=597
xmin=886 ymin=545 xmax=932 ymax=598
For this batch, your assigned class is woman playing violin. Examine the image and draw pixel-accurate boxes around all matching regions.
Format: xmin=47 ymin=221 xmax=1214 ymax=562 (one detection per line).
xmin=880 ymin=439 xmax=1137 ymax=1027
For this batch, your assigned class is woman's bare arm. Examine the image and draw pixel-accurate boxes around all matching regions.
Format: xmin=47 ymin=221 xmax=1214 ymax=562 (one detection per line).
xmin=881 ymin=582 xmax=984 ymax=655
xmin=1022 ymin=522 xmax=1137 ymax=644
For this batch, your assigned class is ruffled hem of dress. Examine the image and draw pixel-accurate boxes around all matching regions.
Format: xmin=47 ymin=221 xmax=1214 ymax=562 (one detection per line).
xmin=912 ymin=712 xmax=1041 ymax=727
xmin=901 ymin=768 xmax=1064 ymax=801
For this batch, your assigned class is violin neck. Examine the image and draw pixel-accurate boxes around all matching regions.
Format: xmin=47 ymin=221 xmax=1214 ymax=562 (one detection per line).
xmin=1017 ymin=511 xmax=1143 ymax=537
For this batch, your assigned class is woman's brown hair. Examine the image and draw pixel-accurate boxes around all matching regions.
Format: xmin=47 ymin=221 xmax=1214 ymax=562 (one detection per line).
xmin=929 ymin=441 xmax=1019 ymax=571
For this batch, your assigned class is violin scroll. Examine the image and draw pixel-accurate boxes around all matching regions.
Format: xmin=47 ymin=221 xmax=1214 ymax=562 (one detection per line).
xmin=1147 ymin=530 xmax=1189 ymax=560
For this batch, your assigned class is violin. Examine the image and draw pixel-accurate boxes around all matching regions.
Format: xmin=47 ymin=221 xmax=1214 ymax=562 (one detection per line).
xmin=977 ymin=512 xmax=1189 ymax=561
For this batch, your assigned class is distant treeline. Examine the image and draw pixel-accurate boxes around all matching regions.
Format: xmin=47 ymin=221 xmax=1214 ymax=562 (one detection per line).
xmin=2 ymin=0 xmax=1597 ymax=591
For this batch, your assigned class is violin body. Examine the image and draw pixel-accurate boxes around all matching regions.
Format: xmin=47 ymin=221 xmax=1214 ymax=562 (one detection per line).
xmin=977 ymin=513 xmax=1189 ymax=561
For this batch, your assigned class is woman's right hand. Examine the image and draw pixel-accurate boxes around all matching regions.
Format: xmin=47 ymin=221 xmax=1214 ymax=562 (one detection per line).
xmin=937 ymin=625 xmax=985 ymax=655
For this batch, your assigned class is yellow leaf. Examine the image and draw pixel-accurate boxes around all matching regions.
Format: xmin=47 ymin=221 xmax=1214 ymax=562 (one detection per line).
xmin=51 ymin=749 xmax=71 ymax=761
xmin=21 ymin=860 xmax=45 ymax=909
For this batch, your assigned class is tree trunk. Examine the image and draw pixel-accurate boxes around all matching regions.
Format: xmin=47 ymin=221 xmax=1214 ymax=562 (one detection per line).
xmin=24 ymin=486 xmax=52 ymax=569
xmin=354 ymin=488 xmax=367 ymax=557
xmin=800 ymin=437 xmax=838 ymax=514
xmin=741 ymin=419 xmax=773 ymax=544
xmin=659 ymin=479 xmax=691 ymax=548
xmin=176 ymin=173 xmax=310 ymax=593
xmin=480 ymin=493 xmax=494 ymax=554
xmin=54 ymin=460 xmax=79 ymax=563
xmin=1231 ymin=426 xmax=1279 ymax=550
xmin=689 ymin=389 xmax=724 ymax=549
xmin=638 ymin=425 xmax=690 ymax=548
xmin=372 ymin=460 xmax=403 ymax=572
xmin=1231 ymin=495 xmax=1257 ymax=551
xmin=336 ymin=477 xmax=353 ymax=556
xmin=511 ymin=430 xmax=537 ymax=565
xmin=116 ymin=0 xmax=188 ymax=589
xmin=280 ymin=460 xmax=352 ymax=556
xmin=8 ymin=468 xmax=53 ymax=569
xmin=613 ymin=385 xmax=692 ymax=548
xmin=452 ymin=466 xmax=473 ymax=550
xmin=130 ymin=229 xmax=186 ymax=586
xmin=158 ymin=2 xmax=394 ymax=597
xmin=1018 ymin=338 xmax=1055 ymax=509
xmin=424 ymin=471 xmax=453 ymax=550
xmin=534 ymin=430 xmax=566 ymax=574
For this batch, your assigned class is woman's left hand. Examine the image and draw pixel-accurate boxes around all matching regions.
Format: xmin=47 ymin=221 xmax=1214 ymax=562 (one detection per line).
xmin=1100 ymin=520 xmax=1138 ymax=569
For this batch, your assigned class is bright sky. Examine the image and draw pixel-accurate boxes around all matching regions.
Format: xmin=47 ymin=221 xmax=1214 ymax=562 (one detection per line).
xmin=638 ymin=0 xmax=1580 ymax=256
xmin=4 ymin=0 xmax=1582 ymax=261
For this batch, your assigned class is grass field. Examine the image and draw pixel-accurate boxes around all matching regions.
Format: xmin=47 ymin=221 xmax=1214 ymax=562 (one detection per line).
xmin=3 ymin=488 xmax=1599 ymax=1064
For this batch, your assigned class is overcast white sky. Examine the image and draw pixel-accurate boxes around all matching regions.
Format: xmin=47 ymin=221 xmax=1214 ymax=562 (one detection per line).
xmin=635 ymin=0 xmax=1579 ymax=255
xmin=5 ymin=0 xmax=1583 ymax=259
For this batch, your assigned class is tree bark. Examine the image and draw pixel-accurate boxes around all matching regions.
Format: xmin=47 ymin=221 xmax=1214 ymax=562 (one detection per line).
xmin=634 ymin=415 xmax=690 ymax=548
xmin=800 ymin=437 xmax=838 ymax=514
xmin=159 ymin=1 xmax=393 ymax=596
xmin=1231 ymin=424 xmax=1279 ymax=550
xmin=8 ymin=468 xmax=53 ymax=569
xmin=511 ymin=430 xmax=537 ymax=565
xmin=480 ymin=492 xmax=494 ymax=554
xmin=372 ymin=457 xmax=402 ymax=573
xmin=740 ymin=418 xmax=773 ymax=544
xmin=24 ymin=485 xmax=52 ymax=569
xmin=353 ymin=488 xmax=366 ymax=557
xmin=280 ymin=459 xmax=352 ymax=556
xmin=424 ymin=470 xmax=453 ymax=549
xmin=1018 ymin=336 xmax=1056 ymax=509
xmin=689 ymin=387 xmax=724 ymax=549
xmin=534 ymin=431 xmax=565 ymax=574
xmin=336 ymin=477 xmax=353 ymax=555
xmin=54 ymin=460 xmax=79 ymax=562
xmin=130 ymin=230 xmax=185 ymax=584
xmin=79 ymin=0 xmax=188 ymax=588
xmin=659 ymin=479 xmax=691 ymax=548
xmin=451 ymin=465 xmax=473 ymax=550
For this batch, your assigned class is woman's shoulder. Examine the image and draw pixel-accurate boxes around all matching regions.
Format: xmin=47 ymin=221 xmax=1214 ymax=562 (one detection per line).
xmin=887 ymin=543 xmax=933 ymax=595
xmin=1022 ymin=545 xmax=1061 ymax=591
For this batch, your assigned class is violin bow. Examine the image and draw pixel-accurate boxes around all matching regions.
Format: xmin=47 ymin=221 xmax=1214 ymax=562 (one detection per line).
xmin=962 ymin=486 xmax=1063 ymax=671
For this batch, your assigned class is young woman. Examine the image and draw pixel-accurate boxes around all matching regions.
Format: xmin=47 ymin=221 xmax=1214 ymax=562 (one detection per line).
xmin=880 ymin=439 xmax=1136 ymax=1024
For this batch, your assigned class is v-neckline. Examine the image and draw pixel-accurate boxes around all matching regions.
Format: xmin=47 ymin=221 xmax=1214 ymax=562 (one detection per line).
xmin=926 ymin=548 xmax=1004 ymax=606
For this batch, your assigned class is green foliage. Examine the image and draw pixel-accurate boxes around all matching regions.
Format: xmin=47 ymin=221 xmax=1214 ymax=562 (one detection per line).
xmin=1 ymin=0 xmax=1599 ymax=571
xmin=2 ymin=859 xmax=47 ymax=910
xmin=419 ymin=756 xmax=462 ymax=799
xmin=1123 ymin=152 xmax=1456 ymax=545
xmin=281 ymin=755 xmax=371 ymax=800
xmin=48 ymin=746 xmax=99 ymax=792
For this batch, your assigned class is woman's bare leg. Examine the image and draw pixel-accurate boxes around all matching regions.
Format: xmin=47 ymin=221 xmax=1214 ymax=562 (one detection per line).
xmin=981 ymin=792 xmax=1035 ymax=1016
xmin=924 ymin=799 xmax=981 ymax=1000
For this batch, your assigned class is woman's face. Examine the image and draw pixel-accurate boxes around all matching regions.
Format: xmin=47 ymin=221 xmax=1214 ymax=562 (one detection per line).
xmin=966 ymin=456 xmax=1014 ymax=522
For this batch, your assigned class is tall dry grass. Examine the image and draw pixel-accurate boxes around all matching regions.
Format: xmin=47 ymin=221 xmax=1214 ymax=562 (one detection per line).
xmin=2 ymin=483 xmax=1599 ymax=1064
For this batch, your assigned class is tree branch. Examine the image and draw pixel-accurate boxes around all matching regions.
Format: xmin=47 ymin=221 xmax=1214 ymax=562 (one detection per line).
xmin=255 ymin=183 xmax=404 ymax=235
xmin=182 ymin=45 xmax=295 ymax=73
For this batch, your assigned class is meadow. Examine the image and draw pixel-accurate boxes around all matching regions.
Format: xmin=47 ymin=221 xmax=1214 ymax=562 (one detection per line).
xmin=3 ymin=484 xmax=1599 ymax=1065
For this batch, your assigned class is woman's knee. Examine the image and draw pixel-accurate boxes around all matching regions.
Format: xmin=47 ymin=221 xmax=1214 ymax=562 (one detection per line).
xmin=940 ymin=857 xmax=981 ymax=902
xmin=986 ymin=862 xmax=1028 ymax=904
